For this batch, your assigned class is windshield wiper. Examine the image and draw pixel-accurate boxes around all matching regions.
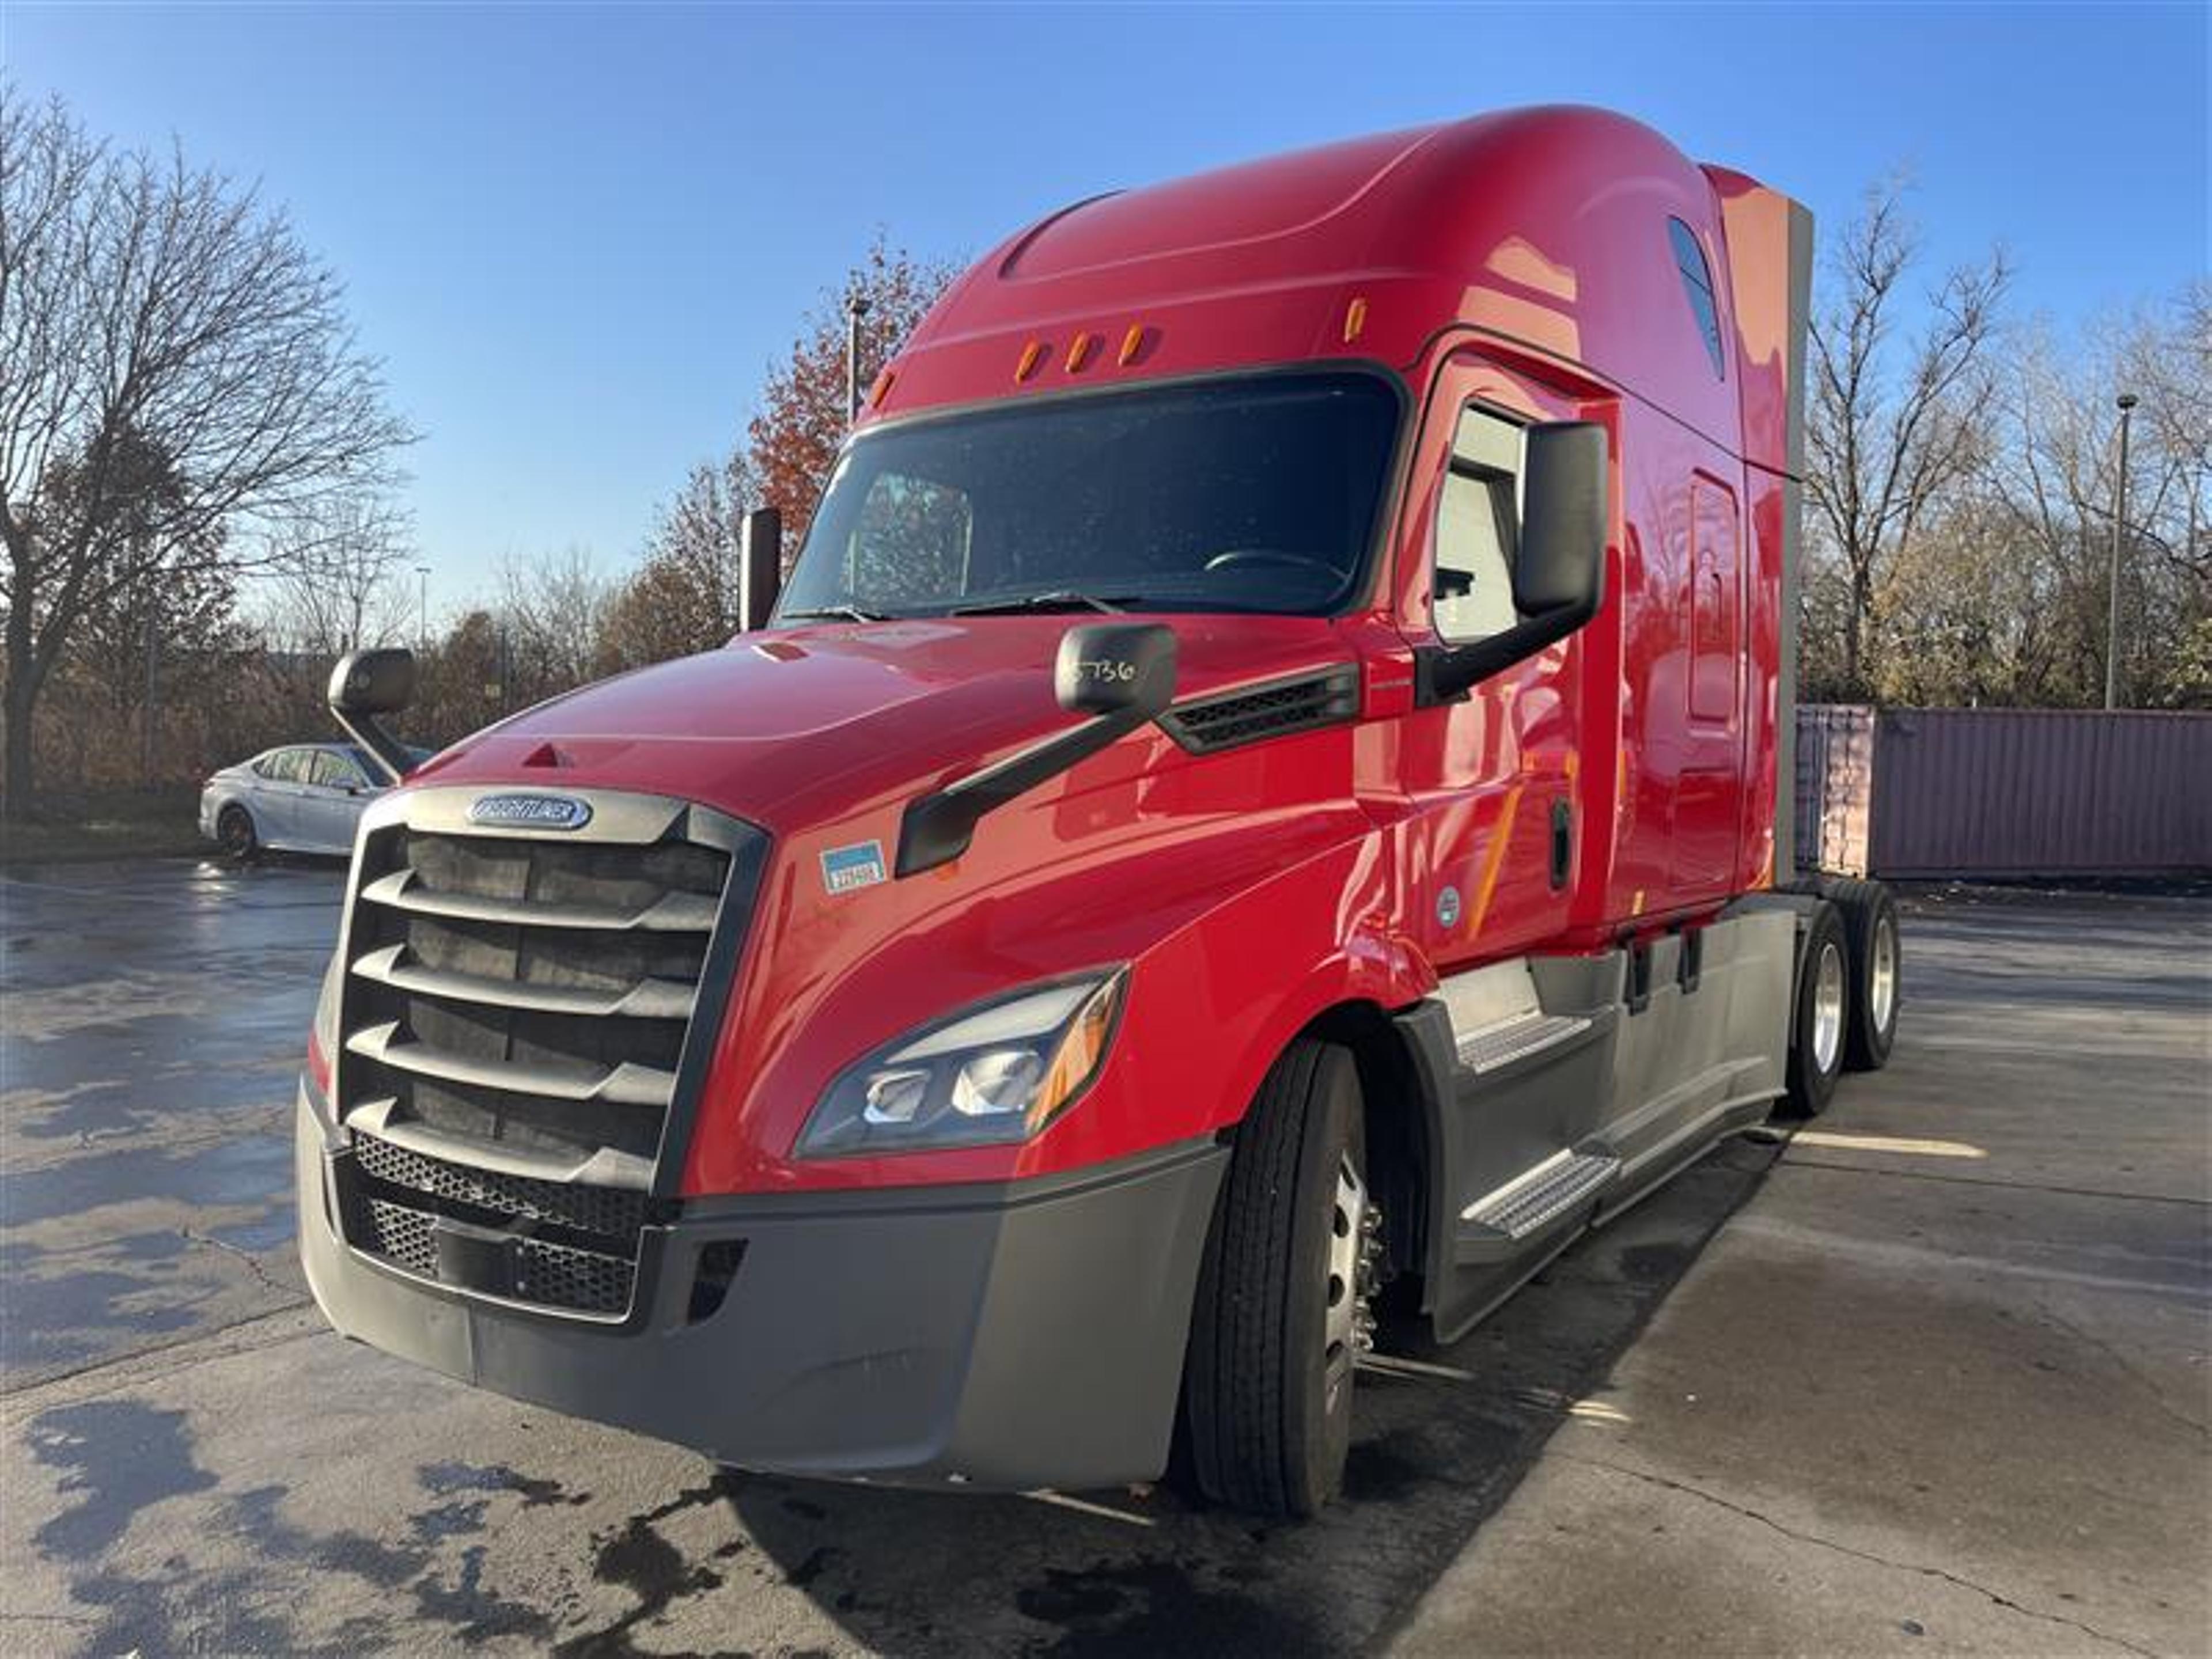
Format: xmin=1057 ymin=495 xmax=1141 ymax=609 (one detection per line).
xmin=781 ymin=604 xmax=889 ymax=624
xmin=952 ymin=590 xmax=1132 ymax=617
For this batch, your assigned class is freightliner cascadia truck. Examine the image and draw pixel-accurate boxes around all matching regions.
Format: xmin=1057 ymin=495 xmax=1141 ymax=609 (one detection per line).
xmin=302 ymin=105 xmax=1904 ymax=1516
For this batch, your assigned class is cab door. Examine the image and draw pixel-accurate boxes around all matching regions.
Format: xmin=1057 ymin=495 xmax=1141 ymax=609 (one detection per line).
xmin=1391 ymin=357 xmax=1586 ymax=974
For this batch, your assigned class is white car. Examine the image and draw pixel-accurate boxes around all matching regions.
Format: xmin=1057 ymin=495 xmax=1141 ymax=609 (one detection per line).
xmin=199 ymin=743 xmax=406 ymax=858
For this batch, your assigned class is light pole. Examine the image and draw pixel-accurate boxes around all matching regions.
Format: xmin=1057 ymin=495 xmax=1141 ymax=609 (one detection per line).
xmin=416 ymin=565 xmax=432 ymax=652
xmin=846 ymin=293 xmax=871 ymax=424
xmin=2105 ymin=393 xmax=2138 ymax=710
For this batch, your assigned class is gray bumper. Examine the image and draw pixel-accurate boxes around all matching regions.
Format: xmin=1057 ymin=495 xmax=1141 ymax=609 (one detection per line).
xmin=296 ymin=1093 xmax=1227 ymax=1491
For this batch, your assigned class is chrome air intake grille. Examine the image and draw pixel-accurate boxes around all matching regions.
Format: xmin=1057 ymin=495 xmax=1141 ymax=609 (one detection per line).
xmin=329 ymin=786 xmax=763 ymax=1320
xmin=1159 ymin=666 xmax=1360 ymax=755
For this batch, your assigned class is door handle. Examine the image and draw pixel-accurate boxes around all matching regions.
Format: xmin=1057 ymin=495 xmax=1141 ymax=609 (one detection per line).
xmin=1550 ymin=799 xmax=1573 ymax=891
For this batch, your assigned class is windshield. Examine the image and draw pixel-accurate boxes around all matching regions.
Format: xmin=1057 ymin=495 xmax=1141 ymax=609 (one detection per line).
xmin=777 ymin=371 xmax=1400 ymax=620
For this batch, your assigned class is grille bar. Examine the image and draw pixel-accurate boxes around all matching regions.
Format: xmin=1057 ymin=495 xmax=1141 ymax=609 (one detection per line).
xmin=345 ymin=1020 xmax=679 ymax=1108
xmin=358 ymin=867 xmax=719 ymax=933
xmin=351 ymin=942 xmax=698 ymax=1021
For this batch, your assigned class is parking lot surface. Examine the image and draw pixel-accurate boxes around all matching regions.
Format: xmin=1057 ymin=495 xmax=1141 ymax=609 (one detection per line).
xmin=2 ymin=861 xmax=2205 ymax=1655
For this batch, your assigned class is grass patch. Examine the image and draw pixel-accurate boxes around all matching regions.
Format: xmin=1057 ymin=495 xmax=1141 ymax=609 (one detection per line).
xmin=0 ymin=786 xmax=207 ymax=865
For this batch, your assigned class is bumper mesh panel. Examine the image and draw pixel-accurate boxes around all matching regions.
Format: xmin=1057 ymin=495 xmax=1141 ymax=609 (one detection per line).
xmin=354 ymin=1194 xmax=637 ymax=1317
xmin=351 ymin=1130 xmax=647 ymax=1243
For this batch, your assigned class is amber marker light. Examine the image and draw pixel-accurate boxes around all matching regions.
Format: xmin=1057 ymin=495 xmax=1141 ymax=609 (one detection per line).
xmin=1015 ymin=340 xmax=1046 ymax=382
xmin=1067 ymin=332 xmax=1098 ymax=373
xmin=1025 ymin=973 xmax=1125 ymax=1135
xmin=868 ymin=368 xmax=896 ymax=408
xmin=1118 ymin=324 xmax=1147 ymax=366
xmin=1343 ymin=296 xmax=1369 ymax=344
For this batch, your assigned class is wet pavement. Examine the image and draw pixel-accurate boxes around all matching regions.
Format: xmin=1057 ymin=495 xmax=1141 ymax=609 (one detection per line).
xmin=1 ymin=862 xmax=2204 ymax=1656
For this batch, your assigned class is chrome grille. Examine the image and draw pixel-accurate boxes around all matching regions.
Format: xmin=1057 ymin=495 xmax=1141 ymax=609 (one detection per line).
xmin=329 ymin=786 xmax=761 ymax=1319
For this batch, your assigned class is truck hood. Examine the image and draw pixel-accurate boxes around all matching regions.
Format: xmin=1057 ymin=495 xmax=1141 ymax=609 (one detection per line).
xmin=408 ymin=614 xmax=1360 ymax=836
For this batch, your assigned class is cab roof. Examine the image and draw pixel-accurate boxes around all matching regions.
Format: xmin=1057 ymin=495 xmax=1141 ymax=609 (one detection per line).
xmin=866 ymin=105 xmax=1804 ymax=472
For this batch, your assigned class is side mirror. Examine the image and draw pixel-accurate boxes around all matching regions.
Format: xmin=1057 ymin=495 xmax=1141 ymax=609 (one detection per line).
xmin=327 ymin=648 xmax=418 ymax=785
xmin=1054 ymin=622 xmax=1178 ymax=718
xmin=739 ymin=507 xmax=782 ymax=632
xmin=1416 ymin=420 xmax=1609 ymax=705
xmin=1512 ymin=422 xmax=1608 ymax=618
xmin=897 ymin=622 xmax=1180 ymax=876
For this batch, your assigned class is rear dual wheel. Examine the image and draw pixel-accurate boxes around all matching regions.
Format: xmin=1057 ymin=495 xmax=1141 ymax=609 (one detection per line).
xmin=1184 ymin=1037 xmax=1381 ymax=1517
xmin=1827 ymin=877 xmax=1902 ymax=1071
xmin=1782 ymin=902 xmax=1849 ymax=1118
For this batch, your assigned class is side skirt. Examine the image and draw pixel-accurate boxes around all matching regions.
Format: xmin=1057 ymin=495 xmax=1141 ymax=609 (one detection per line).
xmin=1398 ymin=906 xmax=1799 ymax=1345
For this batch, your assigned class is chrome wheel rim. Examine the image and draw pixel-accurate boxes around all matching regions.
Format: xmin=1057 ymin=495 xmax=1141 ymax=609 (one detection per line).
xmin=1869 ymin=914 xmax=1898 ymax=1036
xmin=1324 ymin=1154 xmax=1378 ymax=1410
xmin=1812 ymin=939 xmax=1846 ymax=1074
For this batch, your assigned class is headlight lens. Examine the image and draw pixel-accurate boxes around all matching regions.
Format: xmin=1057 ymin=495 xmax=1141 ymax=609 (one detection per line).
xmin=796 ymin=971 xmax=1126 ymax=1157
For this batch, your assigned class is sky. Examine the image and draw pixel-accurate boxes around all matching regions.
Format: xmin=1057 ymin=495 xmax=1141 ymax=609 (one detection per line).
xmin=4 ymin=1 xmax=2206 ymax=618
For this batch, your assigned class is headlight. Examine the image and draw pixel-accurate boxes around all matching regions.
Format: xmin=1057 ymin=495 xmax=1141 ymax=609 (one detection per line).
xmin=796 ymin=971 xmax=1126 ymax=1158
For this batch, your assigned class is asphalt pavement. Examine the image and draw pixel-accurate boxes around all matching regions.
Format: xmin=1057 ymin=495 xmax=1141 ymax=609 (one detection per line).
xmin=1 ymin=860 xmax=2205 ymax=1656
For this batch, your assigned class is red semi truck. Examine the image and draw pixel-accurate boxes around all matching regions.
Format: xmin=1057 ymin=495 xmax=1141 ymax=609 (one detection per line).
xmin=302 ymin=105 xmax=1903 ymax=1516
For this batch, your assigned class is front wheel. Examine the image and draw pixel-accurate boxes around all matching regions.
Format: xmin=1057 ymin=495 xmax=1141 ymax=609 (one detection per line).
xmin=216 ymin=805 xmax=259 ymax=862
xmin=1183 ymin=1037 xmax=1379 ymax=1517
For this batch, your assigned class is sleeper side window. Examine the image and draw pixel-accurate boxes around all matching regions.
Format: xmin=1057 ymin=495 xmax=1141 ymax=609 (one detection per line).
xmin=1668 ymin=218 xmax=1726 ymax=379
xmin=1432 ymin=406 xmax=1522 ymax=645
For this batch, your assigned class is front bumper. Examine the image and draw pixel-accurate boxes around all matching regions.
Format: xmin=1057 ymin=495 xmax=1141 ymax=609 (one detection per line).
xmin=296 ymin=1090 xmax=1227 ymax=1491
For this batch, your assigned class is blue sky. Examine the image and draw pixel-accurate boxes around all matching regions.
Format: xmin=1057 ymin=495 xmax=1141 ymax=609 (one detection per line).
xmin=5 ymin=2 xmax=2205 ymax=613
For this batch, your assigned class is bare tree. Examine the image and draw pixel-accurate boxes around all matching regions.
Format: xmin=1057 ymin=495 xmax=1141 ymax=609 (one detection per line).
xmin=0 ymin=88 xmax=410 ymax=813
xmin=495 ymin=546 xmax=610 ymax=704
xmin=1805 ymin=177 xmax=2010 ymax=697
xmin=256 ymin=492 xmax=414 ymax=657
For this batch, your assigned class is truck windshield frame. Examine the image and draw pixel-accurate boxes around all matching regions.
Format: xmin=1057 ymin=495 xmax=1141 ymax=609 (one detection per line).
xmin=777 ymin=368 xmax=1406 ymax=623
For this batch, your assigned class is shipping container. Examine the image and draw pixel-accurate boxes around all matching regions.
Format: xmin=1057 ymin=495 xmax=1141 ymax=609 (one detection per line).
xmin=1797 ymin=706 xmax=2212 ymax=879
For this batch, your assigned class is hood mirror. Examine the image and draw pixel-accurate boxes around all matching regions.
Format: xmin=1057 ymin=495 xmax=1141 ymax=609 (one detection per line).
xmin=899 ymin=622 xmax=1180 ymax=877
xmin=1054 ymin=622 xmax=1178 ymax=718
xmin=327 ymin=647 xmax=419 ymax=785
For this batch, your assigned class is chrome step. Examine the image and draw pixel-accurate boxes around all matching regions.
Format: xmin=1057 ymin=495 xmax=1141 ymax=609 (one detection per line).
xmin=1457 ymin=1147 xmax=1620 ymax=1258
xmin=1454 ymin=1011 xmax=1592 ymax=1075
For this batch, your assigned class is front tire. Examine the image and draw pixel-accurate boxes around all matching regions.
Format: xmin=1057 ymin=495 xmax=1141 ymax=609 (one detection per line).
xmin=216 ymin=805 xmax=259 ymax=862
xmin=1184 ymin=1037 xmax=1375 ymax=1517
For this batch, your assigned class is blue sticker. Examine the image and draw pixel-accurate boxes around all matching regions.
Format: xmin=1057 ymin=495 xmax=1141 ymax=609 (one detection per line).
xmin=1437 ymin=885 xmax=1463 ymax=930
xmin=821 ymin=840 xmax=888 ymax=895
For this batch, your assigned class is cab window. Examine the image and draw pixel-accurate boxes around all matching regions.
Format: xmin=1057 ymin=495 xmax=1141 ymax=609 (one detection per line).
xmin=1433 ymin=406 xmax=1523 ymax=644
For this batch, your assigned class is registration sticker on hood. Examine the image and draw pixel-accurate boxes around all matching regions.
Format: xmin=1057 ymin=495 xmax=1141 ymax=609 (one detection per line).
xmin=820 ymin=840 xmax=888 ymax=895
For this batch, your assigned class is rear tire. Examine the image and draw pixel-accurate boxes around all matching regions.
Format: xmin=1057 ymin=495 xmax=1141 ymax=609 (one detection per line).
xmin=1781 ymin=903 xmax=1848 ymax=1119
xmin=1826 ymin=877 xmax=1901 ymax=1071
xmin=1184 ymin=1038 xmax=1372 ymax=1517
xmin=216 ymin=805 xmax=259 ymax=862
